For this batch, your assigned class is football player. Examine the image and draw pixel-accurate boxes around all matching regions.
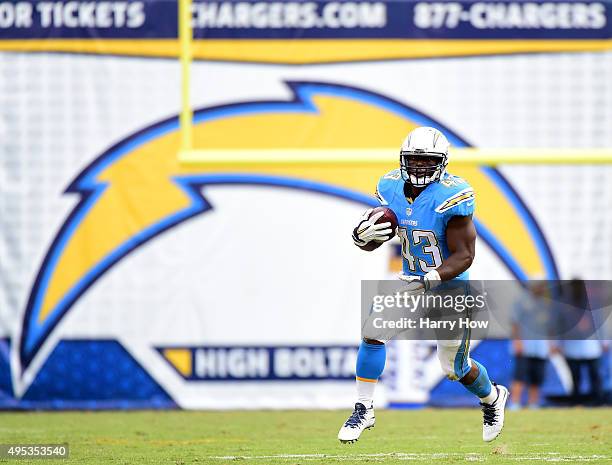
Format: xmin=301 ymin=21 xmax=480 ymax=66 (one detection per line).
xmin=338 ymin=127 xmax=508 ymax=443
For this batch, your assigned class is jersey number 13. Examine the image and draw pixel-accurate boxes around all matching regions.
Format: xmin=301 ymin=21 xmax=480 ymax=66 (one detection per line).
xmin=397 ymin=228 xmax=443 ymax=273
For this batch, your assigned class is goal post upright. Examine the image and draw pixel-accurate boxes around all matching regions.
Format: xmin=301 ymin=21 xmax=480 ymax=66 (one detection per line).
xmin=179 ymin=0 xmax=193 ymax=151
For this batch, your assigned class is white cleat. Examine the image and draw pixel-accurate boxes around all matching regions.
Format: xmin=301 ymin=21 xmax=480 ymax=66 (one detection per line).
xmin=338 ymin=403 xmax=375 ymax=443
xmin=481 ymin=384 xmax=509 ymax=442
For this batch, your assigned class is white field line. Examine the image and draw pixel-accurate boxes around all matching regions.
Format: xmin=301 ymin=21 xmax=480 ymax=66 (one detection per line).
xmin=206 ymin=452 xmax=610 ymax=462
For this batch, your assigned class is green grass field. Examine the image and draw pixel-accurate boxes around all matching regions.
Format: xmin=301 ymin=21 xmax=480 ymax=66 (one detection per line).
xmin=1 ymin=408 xmax=611 ymax=464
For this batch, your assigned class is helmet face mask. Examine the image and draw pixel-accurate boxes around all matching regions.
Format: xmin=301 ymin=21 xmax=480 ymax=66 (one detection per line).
xmin=399 ymin=127 xmax=450 ymax=187
xmin=400 ymin=152 xmax=447 ymax=187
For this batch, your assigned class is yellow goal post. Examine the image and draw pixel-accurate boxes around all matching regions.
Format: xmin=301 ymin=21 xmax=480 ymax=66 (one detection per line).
xmin=177 ymin=0 xmax=612 ymax=166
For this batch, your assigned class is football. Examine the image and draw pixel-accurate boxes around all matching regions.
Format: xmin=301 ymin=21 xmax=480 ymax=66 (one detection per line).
xmin=360 ymin=206 xmax=398 ymax=251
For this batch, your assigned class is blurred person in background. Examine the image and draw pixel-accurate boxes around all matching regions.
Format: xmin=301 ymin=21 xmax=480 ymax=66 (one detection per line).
xmin=510 ymin=281 xmax=550 ymax=409
xmin=553 ymin=279 xmax=608 ymax=406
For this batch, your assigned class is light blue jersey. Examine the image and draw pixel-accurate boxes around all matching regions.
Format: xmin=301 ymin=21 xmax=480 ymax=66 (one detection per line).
xmin=376 ymin=169 xmax=475 ymax=279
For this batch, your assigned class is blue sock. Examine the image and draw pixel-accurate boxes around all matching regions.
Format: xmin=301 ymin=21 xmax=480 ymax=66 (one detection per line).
xmin=463 ymin=359 xmax=494 ymax=400
xmin=355 ymin=341 xmax=386 ymax=381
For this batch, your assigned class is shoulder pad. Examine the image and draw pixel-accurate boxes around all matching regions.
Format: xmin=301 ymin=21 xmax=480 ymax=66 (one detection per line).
xmin=434 ymin=187 xmax=475 ymax=213
xmin=438 ymin=174 xmax=469 ymax=190
xmin=383 ymin=168 xmax=402 ymax=181
xmin=432 ymin=173 xmax=474 ymax=214
xmin=376 ymin=169 xmax=402 ymax=205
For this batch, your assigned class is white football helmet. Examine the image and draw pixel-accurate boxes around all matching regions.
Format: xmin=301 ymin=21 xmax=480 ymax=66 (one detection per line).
xmin=399 ymin=127 xmax=450 ymax=187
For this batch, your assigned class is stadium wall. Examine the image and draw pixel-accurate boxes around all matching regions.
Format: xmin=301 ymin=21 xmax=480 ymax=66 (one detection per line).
xmin=1 ymin=0 xmax=611 ymax=409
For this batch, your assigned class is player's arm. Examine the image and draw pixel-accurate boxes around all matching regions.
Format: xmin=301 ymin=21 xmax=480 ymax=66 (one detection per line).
xmin=352 ymin=208 xmax=393 ymax=251
xmin=352 ymin=179 xmax=396 ymax=251
xmin=436 ymin=214 xmax=476 ymax=281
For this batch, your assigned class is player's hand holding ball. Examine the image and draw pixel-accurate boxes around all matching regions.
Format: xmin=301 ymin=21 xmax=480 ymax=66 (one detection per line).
xmin=352 ymin=206 xmax=398 ymax=251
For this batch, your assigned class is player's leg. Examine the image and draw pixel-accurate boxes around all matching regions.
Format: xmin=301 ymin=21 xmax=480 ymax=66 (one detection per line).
xmin=510 ymin=382 xmax=524 ymax=409
xmin=355 ymin=338 xmax=386 ymax=407
xmin=527 ymin=385 xmax=540 ymax=408
xmin=585 ymin=358 xmax=603 ymax=405
xmin=526 ymin=357 xmax=546 ymax=408
xmin=437 ymin=334 xmax=508 ymax=442
xmin=510 ymin=355 xmax=526 ymax=409
xmin=566 ymin=358 xmax=582 ymax=403
xmin=337 ymin=338 xmax=385 ymax=443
